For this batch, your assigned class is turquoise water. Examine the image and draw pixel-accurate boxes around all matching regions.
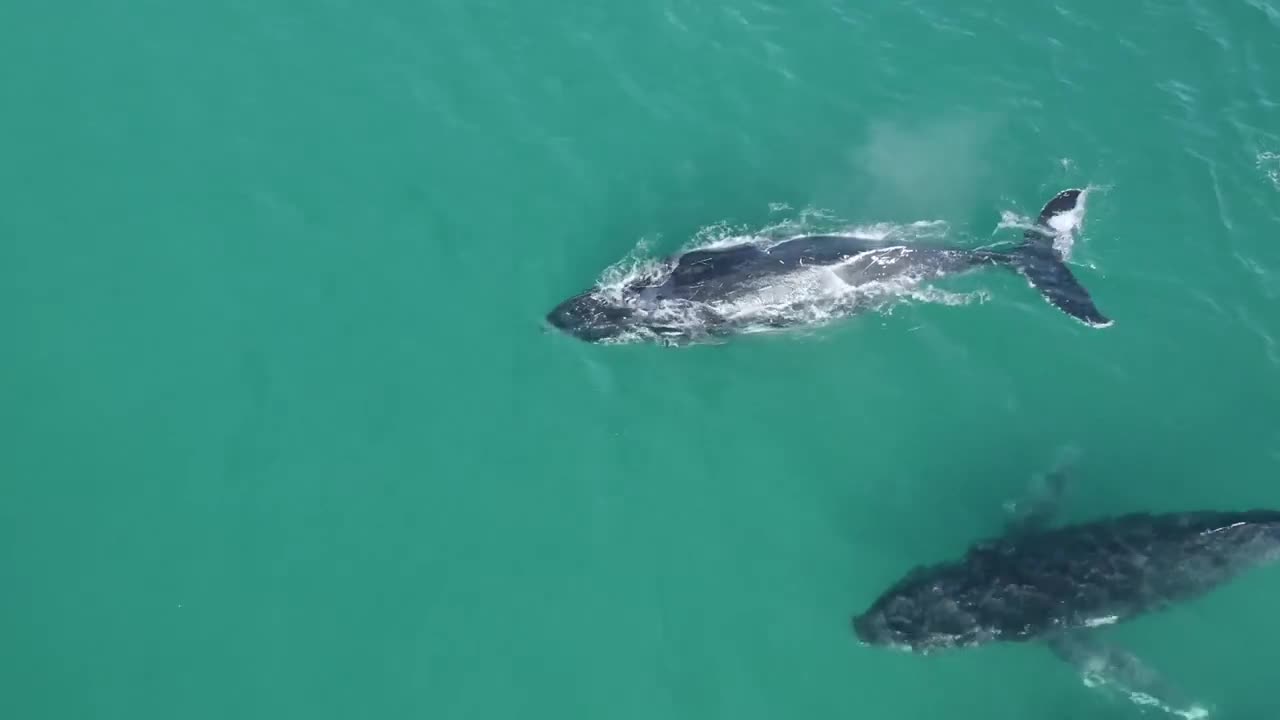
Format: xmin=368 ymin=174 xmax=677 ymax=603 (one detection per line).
xmin=4 ymin=1 xmax=1280 ymax=718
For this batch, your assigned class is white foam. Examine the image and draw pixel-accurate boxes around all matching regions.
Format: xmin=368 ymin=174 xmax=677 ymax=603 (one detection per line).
xmin=996 ymin=209 xmax=1035 ymax=233
xmin=1258 ymin=151 xmax=1280 ymax=190
xmin=1123 ymin=691 xmax=1210 ymax=720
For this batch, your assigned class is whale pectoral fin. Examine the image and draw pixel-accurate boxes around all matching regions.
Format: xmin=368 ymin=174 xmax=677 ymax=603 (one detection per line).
xmin=1001 ymin=449 xmax=1077 ymax=536
xmin=1046 ymin=631 xmax=1211 ymax=719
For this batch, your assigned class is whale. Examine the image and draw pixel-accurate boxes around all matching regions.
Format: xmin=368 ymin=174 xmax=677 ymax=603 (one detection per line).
xmin=546 ymin=189 xmax=1111 ymax=345
xmin=851 ymin=467 xmax=1267 ymax=718
xmin=852 ymin=508 xmax=1280 ymax=653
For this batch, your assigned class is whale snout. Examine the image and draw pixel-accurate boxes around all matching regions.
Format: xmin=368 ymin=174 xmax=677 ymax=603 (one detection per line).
xmin=852 ymin=611 xmax=889 ymax=646
xmin=851 ymin=602 xmax=933 ymax=652
xmin=546 ymin=292 xmax=636 ymax=343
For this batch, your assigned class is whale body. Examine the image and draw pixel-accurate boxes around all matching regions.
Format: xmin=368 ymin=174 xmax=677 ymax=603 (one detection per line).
xmin=546 ymin=189 xmax=1111 ymax=345
xmin=852 ymin=509 xmax=1280 ymax=654
xmin=854 ymin=464 xmax=1224 ymax=718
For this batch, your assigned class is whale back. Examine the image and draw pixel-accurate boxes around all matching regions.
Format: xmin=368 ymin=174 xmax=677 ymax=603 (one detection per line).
xmin=853 ymin=510 xmax=1280 ymax=653
xmin=669 ymin=245 xmax=768 ymax=285
xmin=653 ymin=237 xmax=880 ymax=302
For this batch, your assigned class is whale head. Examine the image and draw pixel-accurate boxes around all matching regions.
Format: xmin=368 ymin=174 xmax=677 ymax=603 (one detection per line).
xmin=851 ymin=562 xmax=996 ymax=654
xmin=546 ymin=290 xmax=641 ymax=343
xmin=851 ymin=600 xmax=989 ymax=654
xmin=851 ymin=608 xmax=916 ymax=651
xmin=850 ymin=597 xmax=954 ymax=653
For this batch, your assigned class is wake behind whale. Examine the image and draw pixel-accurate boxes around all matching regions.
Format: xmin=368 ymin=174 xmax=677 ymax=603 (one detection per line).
xmin=546 ymin=189 xmax=1111 ymax=345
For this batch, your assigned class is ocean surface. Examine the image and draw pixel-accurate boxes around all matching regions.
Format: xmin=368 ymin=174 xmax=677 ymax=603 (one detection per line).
xmin=4 ymin=1 xmax=1280 ymax=718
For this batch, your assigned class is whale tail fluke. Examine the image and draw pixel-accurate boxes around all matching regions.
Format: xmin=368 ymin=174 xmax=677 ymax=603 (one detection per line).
xmin=1005 ymin=189 xmax=1112 ymax=328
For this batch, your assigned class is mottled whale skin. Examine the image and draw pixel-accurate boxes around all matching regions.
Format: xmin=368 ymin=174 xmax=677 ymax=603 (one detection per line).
xmin=852 ymin=509 xmax=1280 ymax=654
xmin=546 ymin=189 xmax=1111 ymax=344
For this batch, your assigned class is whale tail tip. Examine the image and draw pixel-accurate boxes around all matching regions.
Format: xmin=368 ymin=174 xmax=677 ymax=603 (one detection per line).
xmin=1007 ymin=188 xmax=1112 ymax=329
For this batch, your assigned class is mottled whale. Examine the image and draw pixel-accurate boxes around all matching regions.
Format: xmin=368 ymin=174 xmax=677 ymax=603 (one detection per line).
xmin=853 ymin=469 xmax=1277 ymax=718
xmin=852 ymin=508 xmax=1280 ymax=653
xmin=546 ymin=189 xmax=1111 ymax=345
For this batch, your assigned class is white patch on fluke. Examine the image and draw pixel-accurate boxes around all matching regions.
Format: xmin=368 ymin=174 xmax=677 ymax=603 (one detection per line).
xmin=1083 ymin=615 xmax=1118 ymax=628
xmin=1047 ymin=187 xmax=1089 ymax=260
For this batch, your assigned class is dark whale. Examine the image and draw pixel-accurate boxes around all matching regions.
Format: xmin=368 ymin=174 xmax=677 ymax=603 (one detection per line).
xmin=854 ymin=466 xmax=1226 ymax=717
xmin=852 ymin=509 xmax=1280 ymax=653
xmin=546 ymin=189 xmax=1111 ymax=345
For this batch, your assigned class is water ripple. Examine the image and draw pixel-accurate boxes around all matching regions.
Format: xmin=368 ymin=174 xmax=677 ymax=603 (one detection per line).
xmin=1244 ymin=0 xmax=1280 ymax=29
